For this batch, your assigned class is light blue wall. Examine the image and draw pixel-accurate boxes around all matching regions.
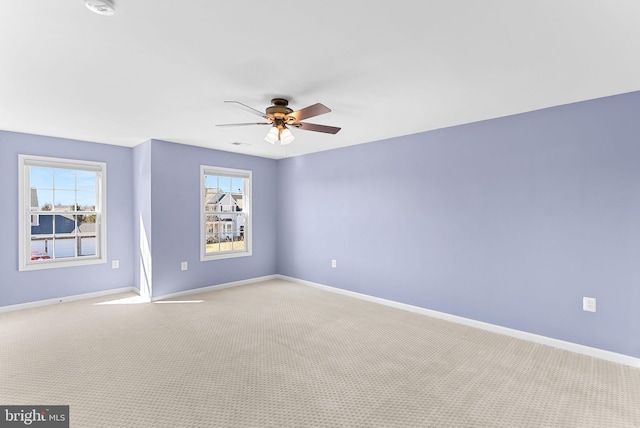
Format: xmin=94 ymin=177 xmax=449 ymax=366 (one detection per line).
xmin=143 ymin=139 xmax=278 ymax=298
xmin=0 ymin=131 xmax=135 ymax=306
xmin=277 ymin=91 xmax=640 ymax=358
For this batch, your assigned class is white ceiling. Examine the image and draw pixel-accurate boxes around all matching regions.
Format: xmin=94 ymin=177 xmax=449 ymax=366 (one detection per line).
xmin=1 ymin=1 xmax=639 ymax=160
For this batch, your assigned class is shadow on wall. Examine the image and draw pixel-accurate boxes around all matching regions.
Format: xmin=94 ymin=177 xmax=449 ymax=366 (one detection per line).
xmin=139 ymin=214 xmax=152 ymax=302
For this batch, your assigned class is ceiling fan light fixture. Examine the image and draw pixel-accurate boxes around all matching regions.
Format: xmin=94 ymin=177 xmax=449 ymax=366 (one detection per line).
xmin=280 ymin=128 xmax=295 ymax=145
xmin=264 ymin=126 xmax=279 ymax=144
xmin=219 ymin=98 xmax=341 ymax=147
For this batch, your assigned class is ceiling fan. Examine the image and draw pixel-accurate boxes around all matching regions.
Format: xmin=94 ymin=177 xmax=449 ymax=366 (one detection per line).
xmin=216 ymin=98 xmax=341 ymax=145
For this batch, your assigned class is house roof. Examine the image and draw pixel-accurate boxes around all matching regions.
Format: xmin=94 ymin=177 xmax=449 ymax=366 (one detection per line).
xmin=205 ymin=191 xmax=243 ymax=209
xmin=76 ymin=223 xmax=96 ymax=234
xmin=2 ymin=2 xmax=639 ymax=159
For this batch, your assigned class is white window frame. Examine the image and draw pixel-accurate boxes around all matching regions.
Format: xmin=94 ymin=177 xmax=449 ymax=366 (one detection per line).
xmin=200 ymin=165 xmax=252 ymax=261
xmin=18 ymin=155 xmax=107 ymax=271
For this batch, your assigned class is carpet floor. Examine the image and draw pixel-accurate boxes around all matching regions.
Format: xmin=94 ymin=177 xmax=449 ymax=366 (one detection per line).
xmin=1 ymin=279 xmax=639 ymax=427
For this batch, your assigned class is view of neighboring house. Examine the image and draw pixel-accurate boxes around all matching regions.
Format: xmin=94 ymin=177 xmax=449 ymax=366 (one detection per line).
xmin=29 ymin=188 xmax=96 ymax=257
xmin=204 ymin=189 xmax=245 ymax=243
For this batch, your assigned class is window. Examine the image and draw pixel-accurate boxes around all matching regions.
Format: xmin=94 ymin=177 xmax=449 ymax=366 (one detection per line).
xmin=201 ymin=165 xmax=251 ymax=260
xmin=18 ymin=155 xmax=106 ymax=271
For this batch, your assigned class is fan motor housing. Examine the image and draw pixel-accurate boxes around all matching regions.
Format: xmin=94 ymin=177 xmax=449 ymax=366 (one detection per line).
xmin=266 ymin=98 xmax=293 ymax=119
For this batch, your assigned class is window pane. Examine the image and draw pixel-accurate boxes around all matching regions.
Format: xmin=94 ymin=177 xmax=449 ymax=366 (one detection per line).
xmin=54 ymin=190 xmax=76 ymax=210
xmin=218 ymin=234 xmax=232 ymax=252
xmin=206 ymin=236 xmax=220 ymax=253
xmin=30 ymin=237 xmax=51 ymax=261
xmin=78 ymin=236 xmax=97 ymax=257
xmin=205 ymin=215 xmax=217 ymax=233
xmin=53 ymin=238 xmax=76 ymax=259
xmin=204 ymin=175 xmax=218 ymax=190
xmin=32 ymin=214 xmax=54 ymax=237
xmin=231 ymin=177 xmax=243 ymax=193
xmin=76 ymin=170 xmax=96 ymax=191
xmin=77 ymin=190 xmax=96 ymax=210
xmin=232 ymin=234 xmax=245 ymax=251
xmin=78 ymin=220 xmax=97 ymax=235
xmin=53 ymin=215 xmax=76 ymax=234
xmin=54 ymin=169 xmax=76 ymax=190
xmin=32 ymin=189 xmax=53 ymax=211
xmin=31 ymin=166 xmax=53 ymax=188
xmin=30 ymin=239 xmax=46 ymax=252
xmin=219 ymin=176 xmax=231 ymax=193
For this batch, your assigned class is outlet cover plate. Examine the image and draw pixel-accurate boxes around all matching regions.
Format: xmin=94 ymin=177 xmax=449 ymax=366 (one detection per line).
xmin=583 ymin=297 xmax=596 ymax=312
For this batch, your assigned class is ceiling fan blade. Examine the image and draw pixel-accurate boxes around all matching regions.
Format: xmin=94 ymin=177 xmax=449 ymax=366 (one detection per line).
xmin=216 ymin=122 xmax=272 ymax=127
xmin=288 ymin=103 xmax=331 ymax=122
xmin=224 ymin=101 xmax=267 ymax=118
xmin=294 ymin=122 xmax=341 ymax=134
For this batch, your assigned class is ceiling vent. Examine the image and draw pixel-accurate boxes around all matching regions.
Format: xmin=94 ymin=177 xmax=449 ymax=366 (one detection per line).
xmin=85 ymin=0 xmax=116 ymax=16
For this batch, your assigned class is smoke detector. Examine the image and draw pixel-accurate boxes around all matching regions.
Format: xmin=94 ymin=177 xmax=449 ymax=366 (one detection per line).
xmin=85 ymin=0 xmax=116 ymax=16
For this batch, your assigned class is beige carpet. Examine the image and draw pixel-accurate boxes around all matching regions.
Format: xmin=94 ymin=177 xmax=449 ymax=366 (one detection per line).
xmin=1 ymin=279 xmax=639 ymax=427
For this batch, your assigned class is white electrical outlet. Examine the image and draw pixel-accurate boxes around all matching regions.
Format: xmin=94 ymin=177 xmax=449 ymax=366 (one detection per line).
xmin=331 ymin=259 xmax=337 ymax=268
xmin=181 ymin=261 xmax=188 ymax=271
xmin=112 ymin=260 xmax=119 ymax=269
xmin=583 ymin=297 xmax=596 ymax=312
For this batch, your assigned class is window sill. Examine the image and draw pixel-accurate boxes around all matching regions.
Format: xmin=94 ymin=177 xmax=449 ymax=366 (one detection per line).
xmin=201 ymin=251 xmax=252 ymax=262
xmin=20 ymin=257 xmax=106 ymax=271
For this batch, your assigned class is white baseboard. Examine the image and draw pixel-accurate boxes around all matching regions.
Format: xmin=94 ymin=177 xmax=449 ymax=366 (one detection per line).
xmin=0 ymin=275 xmax=278 ymax=314
xmin=278 ymin=275 xmax=640 ymax=369
xmin=151 ymin=275 xmax=279 ymax=302
xmin=0 ymin=286 xmax=137 ymax=314
xmin=0 ymin=275 xmax=278 ymax=313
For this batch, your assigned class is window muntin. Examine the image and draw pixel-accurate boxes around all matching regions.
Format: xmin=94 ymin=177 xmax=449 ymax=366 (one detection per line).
xmin=201 ymin=166 xmax=251 ymax=260
xmin=19 ymin=155 xmax=106 ymax=270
